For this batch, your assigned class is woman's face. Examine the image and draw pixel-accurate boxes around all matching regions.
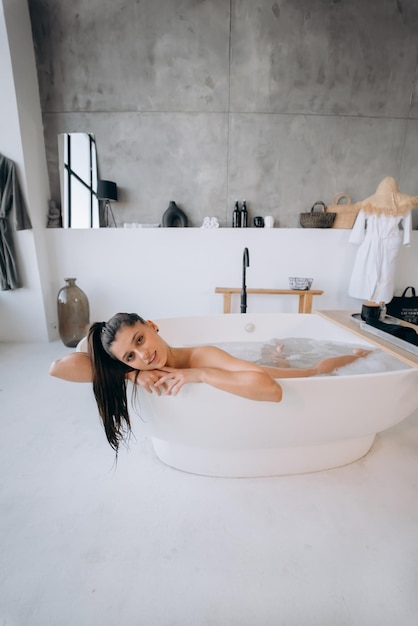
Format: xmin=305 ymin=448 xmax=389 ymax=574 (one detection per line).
xmin=110 ymin=321 xmax=169 ymax=370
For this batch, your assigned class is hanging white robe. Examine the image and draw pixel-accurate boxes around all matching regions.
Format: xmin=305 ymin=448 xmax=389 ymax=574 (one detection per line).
xmin=348 ymin=209 xmax=411 ymax=303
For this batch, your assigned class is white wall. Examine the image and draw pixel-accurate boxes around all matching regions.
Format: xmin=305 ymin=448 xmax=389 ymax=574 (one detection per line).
xmin=41 ymin=228 xmax=418 ymax=339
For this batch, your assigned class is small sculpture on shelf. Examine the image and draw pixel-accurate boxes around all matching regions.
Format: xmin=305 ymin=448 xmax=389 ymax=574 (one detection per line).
xmin=47 ymin=199 xmax=62 ymax=228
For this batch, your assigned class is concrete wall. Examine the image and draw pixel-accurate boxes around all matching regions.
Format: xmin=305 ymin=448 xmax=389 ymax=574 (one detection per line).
xmin=29 ymin=0 xmax=418 ymax=228
xmin=1 ymin=0 xmax=418 ymax=343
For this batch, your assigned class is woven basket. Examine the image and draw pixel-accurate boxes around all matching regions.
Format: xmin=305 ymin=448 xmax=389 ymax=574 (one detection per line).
xmin=329 ymin=193 xmax=359 ymax=229
xmin=299 ymin=201 xmax=336 ymax=228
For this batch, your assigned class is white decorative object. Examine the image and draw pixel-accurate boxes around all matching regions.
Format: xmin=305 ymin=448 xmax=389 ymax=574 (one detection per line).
xmin=201 ymin=216 xmax=220 ymax=229
xmin=264 ymin=215 xmax=275 ymax=228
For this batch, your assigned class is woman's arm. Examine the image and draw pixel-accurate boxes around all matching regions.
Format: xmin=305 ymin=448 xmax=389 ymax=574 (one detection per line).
xmin=49 ymin=352 xmax=93 ymax=382
xmin=155 ymin=346 xmax=283 ymax=402
xmin=50 ymin=353 xmax=168 ymax=392
xmin=158 ymin=366 xmax=283 ymax=402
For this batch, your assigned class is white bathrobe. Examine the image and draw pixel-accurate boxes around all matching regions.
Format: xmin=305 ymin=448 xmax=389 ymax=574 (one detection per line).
xmin=348 ymin=209 xmax=411 ymax=303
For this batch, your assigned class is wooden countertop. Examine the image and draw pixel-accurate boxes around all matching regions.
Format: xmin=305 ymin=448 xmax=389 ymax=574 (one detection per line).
xmin=317 ymin=310 xmax=418 ymax=369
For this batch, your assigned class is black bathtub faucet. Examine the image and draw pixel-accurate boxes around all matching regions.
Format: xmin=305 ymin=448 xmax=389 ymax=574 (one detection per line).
xmin=241 ymin=247 xmax=250 ymax=314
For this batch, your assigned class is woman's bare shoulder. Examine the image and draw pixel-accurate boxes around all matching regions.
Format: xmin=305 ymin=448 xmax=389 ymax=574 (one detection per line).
xmin=188 ymin=344 xmax=262 ymax=372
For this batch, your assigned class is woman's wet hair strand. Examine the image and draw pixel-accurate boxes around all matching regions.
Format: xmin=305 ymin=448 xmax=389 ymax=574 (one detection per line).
xmin=88 ymin=313 xmax=146 ymax=453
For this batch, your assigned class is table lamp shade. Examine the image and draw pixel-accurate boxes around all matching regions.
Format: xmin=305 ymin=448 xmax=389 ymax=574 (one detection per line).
xmin=97 ymin=180 xmax=118 ymax=201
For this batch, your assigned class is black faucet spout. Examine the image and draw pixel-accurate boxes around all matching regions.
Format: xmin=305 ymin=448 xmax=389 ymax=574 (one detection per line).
xmin=241 ymin=247 xmax=250 ymax=314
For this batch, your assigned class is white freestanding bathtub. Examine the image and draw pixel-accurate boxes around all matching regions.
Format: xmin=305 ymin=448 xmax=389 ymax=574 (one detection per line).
xmin=134 ymin=313 xmax=418 ymax=477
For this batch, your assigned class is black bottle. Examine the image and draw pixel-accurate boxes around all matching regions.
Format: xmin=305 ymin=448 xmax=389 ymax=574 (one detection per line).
xmin=241 ymin=199 xmax=248 ymax=228
xmin=232 ymin=200 xmax=241 ymax=227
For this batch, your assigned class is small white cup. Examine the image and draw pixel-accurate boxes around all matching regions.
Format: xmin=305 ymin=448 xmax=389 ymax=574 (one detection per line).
xmin=264 ymin=216 xmax=275 ymax=228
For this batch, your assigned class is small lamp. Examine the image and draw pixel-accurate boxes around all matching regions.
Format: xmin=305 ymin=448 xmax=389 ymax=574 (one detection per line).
xmin=96 ymin=180 xmax=118 ymax=227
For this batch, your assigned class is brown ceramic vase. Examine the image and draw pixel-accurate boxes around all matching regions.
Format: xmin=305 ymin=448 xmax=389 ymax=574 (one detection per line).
xmin=57 ymin=278 xmax=90 ymax=347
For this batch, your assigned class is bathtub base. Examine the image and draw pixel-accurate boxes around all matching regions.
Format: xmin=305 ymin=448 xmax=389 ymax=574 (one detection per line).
xmin=151 ymin=434 xmax=376 ymax=478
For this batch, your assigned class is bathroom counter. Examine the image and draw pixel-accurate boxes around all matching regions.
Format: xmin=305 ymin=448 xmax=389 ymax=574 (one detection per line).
xmin=317 ymin=310 xmax=418 ymax=369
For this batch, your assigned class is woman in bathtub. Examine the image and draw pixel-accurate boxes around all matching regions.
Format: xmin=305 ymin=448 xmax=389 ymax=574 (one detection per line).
xmin=50 ymin=312 xmax=370 ymax=452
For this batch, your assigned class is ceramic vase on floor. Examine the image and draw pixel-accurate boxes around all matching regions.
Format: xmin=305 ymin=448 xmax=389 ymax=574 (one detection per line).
xmin=57 ymin=278 xmax=90 ymax=347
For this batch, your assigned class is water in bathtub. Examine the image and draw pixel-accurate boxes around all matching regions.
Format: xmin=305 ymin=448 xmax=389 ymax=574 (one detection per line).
xmin=213 ymin=338 xmax=409 ymax=375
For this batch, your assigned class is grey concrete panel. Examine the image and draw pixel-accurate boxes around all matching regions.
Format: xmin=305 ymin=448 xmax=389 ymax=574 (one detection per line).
xmin=29 ymin=0 xmax=229 ymax=113
xmin=410 ymin=63 xmax=418 ymax=119
xmin=44 ymin=112 xmax=228 ymax=227
xmin=399 ymin=119 xmax=418 ymax=228
xmin=30 ymin=0 xmax=418 ymax=228
xmin=228 ymin=113 xmax=408 ymax=228
xmin=230 ymin=0 xmax=418 ymax=117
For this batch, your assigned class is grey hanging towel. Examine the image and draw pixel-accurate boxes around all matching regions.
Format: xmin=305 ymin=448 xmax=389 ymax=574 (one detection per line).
xmin=0 ymin=153 xmax=32 ymax=290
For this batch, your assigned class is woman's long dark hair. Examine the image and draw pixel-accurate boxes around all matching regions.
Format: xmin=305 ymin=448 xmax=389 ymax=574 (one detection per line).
xmin=87 ymin=313 xmax=146 ymax=453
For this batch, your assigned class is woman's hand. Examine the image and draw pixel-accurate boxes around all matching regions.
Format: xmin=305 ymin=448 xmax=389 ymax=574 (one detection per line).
xmin=154 ymin=367 xmax=201 ymax=396
xmin=126 ymin=369 xmax=169 ymax=395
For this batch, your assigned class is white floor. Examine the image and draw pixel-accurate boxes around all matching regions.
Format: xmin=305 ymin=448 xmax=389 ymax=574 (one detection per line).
xmin=1 ymin=340 xmax=418 ymax=626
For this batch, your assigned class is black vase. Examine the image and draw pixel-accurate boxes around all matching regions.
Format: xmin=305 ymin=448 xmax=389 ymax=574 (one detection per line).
xmin=57 ymin=278 xmax=90 ymax=347
xmin=162 ymin=201 xmax=188 ymax=227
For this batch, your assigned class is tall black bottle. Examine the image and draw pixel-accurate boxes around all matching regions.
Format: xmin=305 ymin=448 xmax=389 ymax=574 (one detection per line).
xmin=240 ymin=199 xmax=248 ymax=227
xmin=232 ymin=200 xmax=241 ymax=227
